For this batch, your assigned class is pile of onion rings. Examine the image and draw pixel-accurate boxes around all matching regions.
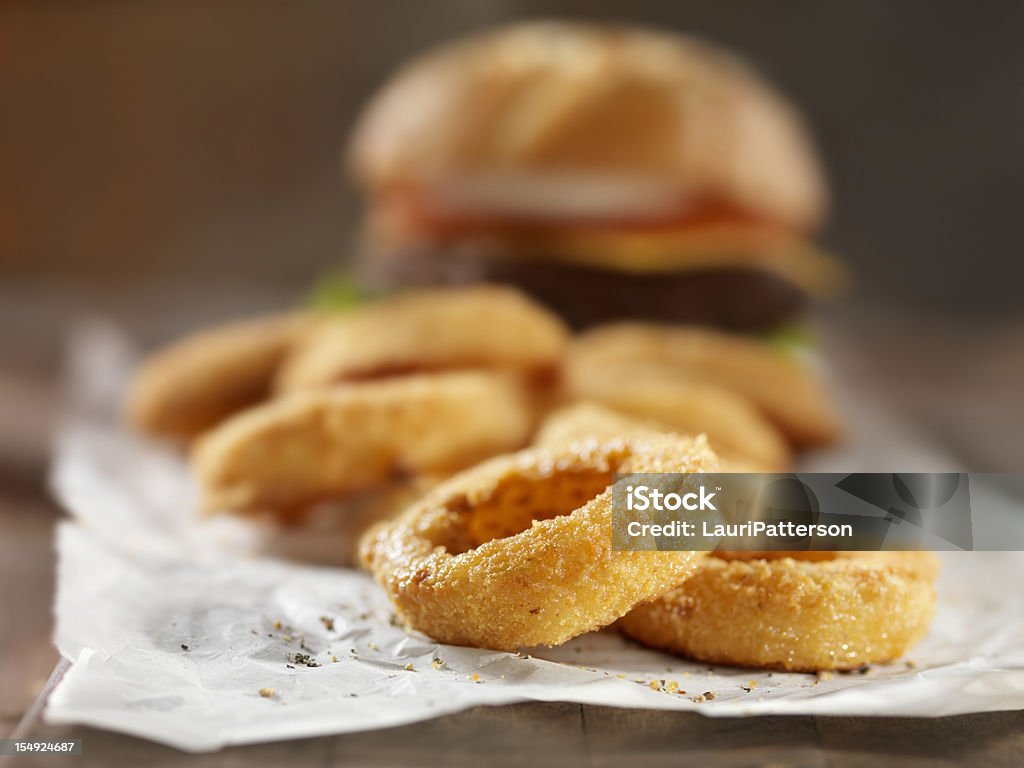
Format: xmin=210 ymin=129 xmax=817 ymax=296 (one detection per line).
xmin=123 ymin=286 xmax=943 ymax=674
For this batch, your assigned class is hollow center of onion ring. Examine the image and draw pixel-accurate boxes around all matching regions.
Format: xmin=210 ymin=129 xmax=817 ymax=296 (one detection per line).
xmin=445 ymin=469 xmax=615 ymax=554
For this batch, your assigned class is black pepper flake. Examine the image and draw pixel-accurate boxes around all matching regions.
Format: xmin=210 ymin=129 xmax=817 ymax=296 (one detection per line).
xmin=320 ymin=616 xmax=335 ymax=631
xmin=289 ymin=652 xmax=321 ymax=668
xmin=181 ymin=644 xmax=189 ymax=651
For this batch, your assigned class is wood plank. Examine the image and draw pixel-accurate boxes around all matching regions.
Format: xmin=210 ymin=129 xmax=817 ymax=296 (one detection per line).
xmin=815 ymin=713 xmax=1024 ymax=768
xmin=18 ymin=702 xmax=584 ymax=768
xmin=0 ymin=493 xmax=59 ymax=737
xmin=583 ymin=707 xmax=827 ymax=768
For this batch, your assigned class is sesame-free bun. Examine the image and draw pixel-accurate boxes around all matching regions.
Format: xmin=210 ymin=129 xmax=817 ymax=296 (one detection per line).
xmin=349 ymin=22 xmax=827 ymax=231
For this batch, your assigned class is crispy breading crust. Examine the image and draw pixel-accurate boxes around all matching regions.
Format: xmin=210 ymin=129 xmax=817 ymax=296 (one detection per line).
xmin=126 ymin=313 xmax=311 ymax=441
xmin=360 ymin=435 xmax=718 ymax=651
xmin=567 ymin=323 xmax=842 ymax=447
xmin=277 ymin=285 xmax=569 ymax=392
xmin=619 ymin=551 xmax=938 ymax=671
xmin=192 ymin=372 xmax=532 ymax=517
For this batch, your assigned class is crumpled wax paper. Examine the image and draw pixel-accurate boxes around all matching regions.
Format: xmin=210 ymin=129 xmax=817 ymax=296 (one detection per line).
xmin=45 ymin=323 xmax=1024 ymax=752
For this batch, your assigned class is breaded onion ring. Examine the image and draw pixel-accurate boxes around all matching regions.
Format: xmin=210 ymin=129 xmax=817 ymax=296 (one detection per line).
xmin=126 ymin=313 xmax=311 ymax=441
xmin=712 ymin=550 xmax=941 ymax=581
xmin=277 ymin=285 xmax=569 ymax=392
xmin=567 ymin=323 xmax=841 ymax=447
xmin=360 ymin=435 xmax=718 ymax=651
xmin=561 ymin=378 xmax=791 ymax=470
xmin=533 ymin=403 xmax=664 ymax=448
xmin=193 ymin=372 xmax=532 ymax=516
xmin=619 ymin=551 xmax=938 ymax=671
xmin=534 ymin=402 xmax=781 ymax=473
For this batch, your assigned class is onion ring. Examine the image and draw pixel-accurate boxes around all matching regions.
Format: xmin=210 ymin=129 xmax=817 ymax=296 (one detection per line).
xmin=359 ymin=435 xmax=718 ymax=651
xmin=533 ymin=403 xmax=665 ymax=448
xmin=193 ymin=372 xmax=532 ymax=516
xmin=567 ymin=323 xmax=841 ymax=447
xmin=126 ymin=313 xmax=311 ymax=441
xmin=534 ymin=402 xmax=783 ymax=472
xmin=277 ymin=285 xmax=569 ymax=392
xmin=619 ymin=551 xmax=938 ymax=671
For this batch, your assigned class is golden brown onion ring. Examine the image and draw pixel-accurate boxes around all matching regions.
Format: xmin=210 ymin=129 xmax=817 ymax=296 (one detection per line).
xmin=126 ymin=313 xmax=311 ymax=441
xmin=534 ymin=402 xmax=780 ymax=473
xmin=619 ymin=551 xmax=938 ymax=671
xmin=277 ymin=285 xmax=569 ymax=392
xmin=360 ymin=435 xmax=718 ymax=651
xmin=193 ymin=372 xmax=532 ymax=517
xmin=558 ymin=376 xmax=791 ymax=470
xmin=567 ymin=323 xmax=841 ymax=448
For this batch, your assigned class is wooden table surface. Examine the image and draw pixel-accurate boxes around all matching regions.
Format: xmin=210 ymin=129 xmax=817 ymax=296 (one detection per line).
xmin=2 ymin=311 xmax=1023 ymax=767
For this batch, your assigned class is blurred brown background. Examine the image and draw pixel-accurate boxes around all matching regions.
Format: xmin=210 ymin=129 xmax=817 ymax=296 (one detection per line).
xmin=2 ymin=1 xmax=1024 ymax=365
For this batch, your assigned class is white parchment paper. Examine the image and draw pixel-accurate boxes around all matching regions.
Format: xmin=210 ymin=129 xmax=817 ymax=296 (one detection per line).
xmin=45 ymin=324 xmax=1024 ymax=752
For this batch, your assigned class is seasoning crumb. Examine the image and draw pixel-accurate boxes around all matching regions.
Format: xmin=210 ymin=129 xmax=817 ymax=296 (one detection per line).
xmin=320 ymin=616 xmax=335 ymax=632
xmin=906 ymin=660 xmax=917 ymax=669
xmin=747 ymin=680 xmax=758 ymax=689
xmin=368 ymin=642 xmax=379 ymax=651
xmin=692 ymin=694 xmax=706 ymax=703
xmin=273 ymin=621 xmax=282 ymax=630
xmin=331 ymin=656 xmax=339 ymax=663
xmin=667 ymin=680 xmax=680 ymax=694
xmin=432 ymin=658 xmax=446 ymax=670
xmin=259 ymin=687 xmax=275 ymax=699
xmin=469 ymin=673 xmax=481 ymax=683
xmin=180 ymin=644 xmax=189 ymax=651
xmin=703 ymin=691 xmax=716 ymax=700
xmin=649 ymin=680 xmax=660 ymax=691
xmin=404 ymin=663 xmax=414 ymax=671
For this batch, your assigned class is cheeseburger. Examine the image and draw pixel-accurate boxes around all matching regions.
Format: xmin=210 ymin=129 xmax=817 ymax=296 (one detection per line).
xmin=348 ymin=21 xmax=843 ymax=331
